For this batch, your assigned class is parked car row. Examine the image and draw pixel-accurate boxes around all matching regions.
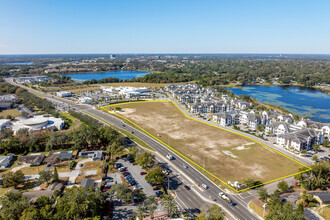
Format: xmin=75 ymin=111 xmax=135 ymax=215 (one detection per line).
xmin=117 ymin=162 xmax=140 ymax=191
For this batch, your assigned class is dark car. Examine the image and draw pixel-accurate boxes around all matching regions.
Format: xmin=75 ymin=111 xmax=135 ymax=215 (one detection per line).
xmin=155 ymin=191 xmax=163 ymax=197
xmin=153 ymin=186 xmax=160 ymax=191
xmin=140 ymin=171 xmax=147 ymax=175
xmin=184 ymin=185 xmax=190 ymax=190
xmin=116 ymin=163 xmax=123 ymax=169
xmin=194 ymin=208 xmax=201 ymax=214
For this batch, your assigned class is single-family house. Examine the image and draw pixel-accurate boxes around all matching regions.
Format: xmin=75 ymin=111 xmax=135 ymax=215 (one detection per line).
xmin=0 ymin=154 xmax=14 ymax=168
xmin=78 ymin=150 xmax=103 ymax=161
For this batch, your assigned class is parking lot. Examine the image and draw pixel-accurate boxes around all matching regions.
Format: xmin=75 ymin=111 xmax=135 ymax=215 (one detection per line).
xmin=117 ymin=158 xmax=155 ymax=196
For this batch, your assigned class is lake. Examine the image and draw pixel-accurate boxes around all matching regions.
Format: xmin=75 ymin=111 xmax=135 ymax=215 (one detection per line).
xmin=4 ymin=62 xmax=33 ymax=65
xmin=227 ymin=85 xmax=330 ymax=123
xmin=61 ymin=70 xmax=149 ymax=81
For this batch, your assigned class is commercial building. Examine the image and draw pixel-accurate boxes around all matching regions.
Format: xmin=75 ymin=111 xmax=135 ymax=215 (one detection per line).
xmin=100 ymin=86 xmax=149 ymax=98
xmin=56 ymin=91 xmax=72 ymax=97
xmin=78 ymin=97 xmax=93 ymax=103
xmin=11 ymin=115 xmax=64 ymax=134
xmin=0 ymin=119 xmax=11 ymax=131
xmin=14 ymin=76 xmax=51 ymax=84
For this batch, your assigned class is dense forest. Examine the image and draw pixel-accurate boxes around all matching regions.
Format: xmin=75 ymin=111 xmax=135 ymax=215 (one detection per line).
xmin=131 ymin=58 xmax=330 ymax=87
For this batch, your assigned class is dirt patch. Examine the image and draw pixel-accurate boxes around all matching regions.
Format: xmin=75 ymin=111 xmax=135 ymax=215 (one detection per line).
xmin=109 ymin=102 xmax=302 ymax=184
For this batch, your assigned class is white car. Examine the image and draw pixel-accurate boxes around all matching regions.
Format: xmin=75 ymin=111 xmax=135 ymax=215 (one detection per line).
xmin=218 ymin=192 xmax=224 ymax=197
xmin=166 ymin=154 xmax=174 ymax=160
xmin=202 ymin=184 xmax=208 ymax=189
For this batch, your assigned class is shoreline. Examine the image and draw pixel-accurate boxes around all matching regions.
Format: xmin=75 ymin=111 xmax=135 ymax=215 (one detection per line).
xmin=225 ymin=85 xmax=329 ymax=123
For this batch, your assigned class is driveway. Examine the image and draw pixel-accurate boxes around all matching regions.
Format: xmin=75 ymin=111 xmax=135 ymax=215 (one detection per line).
xmin=11 ymin=164 xmax=30 ymax=172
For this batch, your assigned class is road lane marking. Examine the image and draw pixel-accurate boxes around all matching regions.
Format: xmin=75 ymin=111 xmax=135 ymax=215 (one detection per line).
xmin=100 ymin=101 xmax=311 ymax=193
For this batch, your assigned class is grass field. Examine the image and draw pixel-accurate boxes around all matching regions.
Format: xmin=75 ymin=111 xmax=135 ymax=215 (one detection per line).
xmin=105 ymin=101 xmax=303 ymax=187
xmin=0 ymin=109 xmax=21 ymax=118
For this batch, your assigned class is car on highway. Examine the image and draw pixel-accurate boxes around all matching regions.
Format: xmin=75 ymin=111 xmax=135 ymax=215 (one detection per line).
xmin=183 ymin=164 xmax=188 ymax=169
xmin=165 ymin=154 xmax=174 ymax=160
xmin=202 ymin=184 xmax=208 ymax=189
xmin=184 ymin=185 xmax=190 ymax=190
xmin=218 ymin=192 xmax=224 ymax=197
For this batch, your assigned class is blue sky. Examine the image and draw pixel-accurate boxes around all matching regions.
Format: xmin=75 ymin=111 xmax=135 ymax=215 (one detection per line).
xmin=0 ymin=0 xmax=329 ymax=54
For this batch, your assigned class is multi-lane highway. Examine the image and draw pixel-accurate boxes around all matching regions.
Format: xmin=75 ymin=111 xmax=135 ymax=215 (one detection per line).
xmin=6 ymin=77 xmax=259 ymax=219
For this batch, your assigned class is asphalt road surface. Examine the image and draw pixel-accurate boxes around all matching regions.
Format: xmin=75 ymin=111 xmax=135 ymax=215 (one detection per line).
xmin=7 ymin=78 xmax=258 ymax=219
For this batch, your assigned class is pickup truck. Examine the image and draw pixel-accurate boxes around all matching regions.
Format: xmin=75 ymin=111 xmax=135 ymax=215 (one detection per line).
xmin=221 ymin=194 xmax=235 ymax=206
xmin=165 ymin=154 xmax=174 ymax=160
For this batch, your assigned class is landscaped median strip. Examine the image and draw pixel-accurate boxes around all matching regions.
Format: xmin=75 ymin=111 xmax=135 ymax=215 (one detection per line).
xmin=100 ymin=100 xmax=311 ymax=193
xmin=82 ymin=110 xmax=155 ymax=152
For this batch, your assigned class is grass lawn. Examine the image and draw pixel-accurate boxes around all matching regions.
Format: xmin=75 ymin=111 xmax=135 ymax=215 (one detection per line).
xmin=60 ymin=112 xmax=83 ymax=129
xmin=314 ymin=206 xmax=330 ymax=220
xmin=81 ymin=161 xmax=103 ymax=174
xmin=20 ymin=165 xmax=46 ymax=175
xmin=249 ymin=200 xmax=268 ymax=218
xmin=105 ymin=101 xmax=303 ymax=188
xmin=0 ymin=109 xmax=21 ymax=118
xmin=53 ymin=161 xmax=71 ymax=173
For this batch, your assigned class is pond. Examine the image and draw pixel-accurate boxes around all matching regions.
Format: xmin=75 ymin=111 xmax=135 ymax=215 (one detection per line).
xmin=227 ymin=85 xmax=330 ymax=123
xmin=61 ymin=70 xmax=149 ymax=81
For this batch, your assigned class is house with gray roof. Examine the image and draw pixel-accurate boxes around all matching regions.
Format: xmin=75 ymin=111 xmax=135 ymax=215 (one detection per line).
xmin=0 ymin=94 xmax=18 ymax=110
xmin=81 ymin=178 xmax=97 ymax=190
xmin=0 ymin=154 xmax=14 ymax=168
xmin=18 ymin=154 xmax=45 ymax=165
xmin=78 ymin=150 xmax=103 ymax=161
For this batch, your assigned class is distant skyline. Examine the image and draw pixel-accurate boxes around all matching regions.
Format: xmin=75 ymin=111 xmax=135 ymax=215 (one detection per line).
xmin=1 ymin=0 xmax=330 ymax=54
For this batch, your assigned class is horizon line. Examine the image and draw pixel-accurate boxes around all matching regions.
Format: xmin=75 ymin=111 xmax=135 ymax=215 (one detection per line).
xmin=1 ymin=52 xmax=330 ymax=56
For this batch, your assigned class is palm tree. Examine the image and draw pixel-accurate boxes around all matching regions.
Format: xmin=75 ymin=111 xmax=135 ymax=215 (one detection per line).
xmin=163 ymin=200 xmax=178 ymax=217
xmin=145 ymin=195 xmax=157 ymax=206
xmin=148 ymin=203 xmax=157 ymax=219
xmin=135 ymin=205 xmax=146 ymax=220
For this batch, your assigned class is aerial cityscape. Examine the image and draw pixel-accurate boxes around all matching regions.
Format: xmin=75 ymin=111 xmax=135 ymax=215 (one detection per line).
xmin=0 ymin=0 xmax=329 ymax=220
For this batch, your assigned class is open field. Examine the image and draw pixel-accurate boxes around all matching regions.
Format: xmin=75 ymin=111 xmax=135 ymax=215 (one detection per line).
xmin=0 ymin=109 xmax=21 ymax=118
xmin=105 ymin=101 xmax=304 ymax=187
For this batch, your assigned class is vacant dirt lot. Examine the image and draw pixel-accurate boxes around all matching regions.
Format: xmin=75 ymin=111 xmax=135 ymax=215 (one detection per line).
xmin=108 ymin=102 xmax=302 ymax=185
